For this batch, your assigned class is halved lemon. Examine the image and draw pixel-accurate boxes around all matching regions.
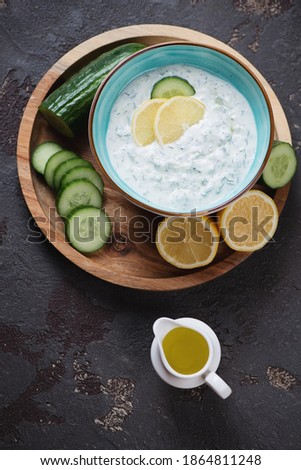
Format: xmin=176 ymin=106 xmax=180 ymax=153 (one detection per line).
xmin=131 ymin=98 xmax=167 ymax=146
xmin=218 ymin=189 xmax=279 ymax=252
xmin=156 ymin=216 xmax=219 ymax=269
xmin=154 ymin=96 xmax=206 ymax=145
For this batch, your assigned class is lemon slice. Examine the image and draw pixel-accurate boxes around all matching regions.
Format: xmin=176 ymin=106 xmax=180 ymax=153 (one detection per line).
xmin=131 ymin=98 xmax=167 ymax=146
xmin=154 ymin=96 xmax=205 ymax=145
xmin=156 ymin=216 xmax=219 ymax=269
xmin=218 ymin=189 xmax=279 ymax=252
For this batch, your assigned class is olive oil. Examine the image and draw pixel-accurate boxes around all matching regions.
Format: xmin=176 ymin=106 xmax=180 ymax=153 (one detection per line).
xmin=162 ymin=327 xmax=209 ymax=375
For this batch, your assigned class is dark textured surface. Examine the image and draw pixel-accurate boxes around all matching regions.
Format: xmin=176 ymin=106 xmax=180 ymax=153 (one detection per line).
xmin=1 ymin=0 xmax=301 ymax=450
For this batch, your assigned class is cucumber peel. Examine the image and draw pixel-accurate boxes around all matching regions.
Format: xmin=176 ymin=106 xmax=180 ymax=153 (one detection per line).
xmin=39 ymin=43 xmax=145 ymax=138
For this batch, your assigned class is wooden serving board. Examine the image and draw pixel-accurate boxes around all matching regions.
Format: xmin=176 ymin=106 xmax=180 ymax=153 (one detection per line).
xmin=17 ymin=25 xmax=291 ymax=291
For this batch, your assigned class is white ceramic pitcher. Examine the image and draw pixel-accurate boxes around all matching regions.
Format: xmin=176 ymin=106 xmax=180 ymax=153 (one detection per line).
xmin=152 ymin=317 xmax=232 ymax=399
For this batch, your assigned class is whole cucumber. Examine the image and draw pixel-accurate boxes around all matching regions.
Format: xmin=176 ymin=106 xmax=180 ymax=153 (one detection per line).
xmin=39 ymin=43 xmax=145 ymax=138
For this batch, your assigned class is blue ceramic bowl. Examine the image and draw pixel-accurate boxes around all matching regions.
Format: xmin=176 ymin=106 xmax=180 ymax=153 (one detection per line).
xmin=89 ymin=42 xmax=274 ymax=216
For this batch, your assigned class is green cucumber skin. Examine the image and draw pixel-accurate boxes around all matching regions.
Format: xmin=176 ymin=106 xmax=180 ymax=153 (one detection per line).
xmin=273 ymin=140 xmax=282 ymax=148
xmin=39 ymin=43 xmax=145 ymax=137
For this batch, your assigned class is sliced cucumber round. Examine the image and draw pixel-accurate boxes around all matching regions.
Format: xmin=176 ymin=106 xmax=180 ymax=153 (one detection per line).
xmin=60 ymin=166 xmax=104 ymax=194
xmin=57 ymin=179 xmax=102 ymax=218
xmin=31 ymin=141 xmax=62 ymax=175
xmin=151 ymin=76 xmax=195 ymax=99
xmin=263 ymin=142 xmax=297 ymax=189
xmin=54 ymin=157 xmax=92 ymax=191
xmin=44 ymin=150 xmax=78 ymax=188
xmin=66 ymin=206 xmax=111 ymax=253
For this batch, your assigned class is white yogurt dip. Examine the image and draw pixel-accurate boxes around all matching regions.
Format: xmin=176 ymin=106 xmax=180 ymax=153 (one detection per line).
xmin=106 ymin=64 xmax=257 ymax=213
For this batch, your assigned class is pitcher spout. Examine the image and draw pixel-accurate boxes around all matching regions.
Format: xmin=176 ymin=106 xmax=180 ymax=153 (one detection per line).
xmin=152 ymin=317 xmax=180 ymax=344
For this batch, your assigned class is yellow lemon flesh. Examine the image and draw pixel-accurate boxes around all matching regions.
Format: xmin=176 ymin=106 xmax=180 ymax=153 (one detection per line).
xmin=154 ymin=96 xmax=205 ymax=145
xmin=156 ymin=216 xmax=219 ymax=269
xmin=218 ymin=189 xmax=279 ymax=252
xmin=131 ymin=98 xmax=167 ymax=146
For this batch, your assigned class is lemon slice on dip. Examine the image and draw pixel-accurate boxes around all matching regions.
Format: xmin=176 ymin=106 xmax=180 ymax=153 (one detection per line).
xmin=154 ymin=96 xmax=206 ymax=145
xmin=132 ymin=98 xmax=167 ymax=146
xmin=218 ymin=189 xmax=279 ymax=252
xmin=156 ymin=216 xmax=219 ymax=269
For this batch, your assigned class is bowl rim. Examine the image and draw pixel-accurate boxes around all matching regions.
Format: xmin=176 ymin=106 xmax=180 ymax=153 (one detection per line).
xmin=88 ymin=41 xmax=275 ymax=217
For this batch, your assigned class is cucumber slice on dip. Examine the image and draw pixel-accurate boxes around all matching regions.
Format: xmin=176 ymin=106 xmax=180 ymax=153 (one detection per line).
xmin=151 ymin=76 xmax=195 ymax=99
xmin=66 ymin=206 xmax=111 ymax=253
xmin=263 ymin=142 xmax=297 ymax=188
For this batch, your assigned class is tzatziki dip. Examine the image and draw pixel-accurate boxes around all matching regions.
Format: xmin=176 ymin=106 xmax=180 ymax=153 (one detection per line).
xmin=106 ymin=64 xmax=257 ymax=213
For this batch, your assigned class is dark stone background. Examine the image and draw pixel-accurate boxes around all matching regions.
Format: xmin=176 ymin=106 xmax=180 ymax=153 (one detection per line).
xmin=1 ymin=0 xmax=301 ymax=450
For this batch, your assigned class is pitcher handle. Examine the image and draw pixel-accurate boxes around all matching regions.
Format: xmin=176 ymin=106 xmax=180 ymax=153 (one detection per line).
xmin=205 ymin=371 xmax=232 ymax=399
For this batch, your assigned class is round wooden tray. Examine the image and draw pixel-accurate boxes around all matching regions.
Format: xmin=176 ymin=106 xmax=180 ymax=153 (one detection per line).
xmin=17 ymin=25 xmax=291 ymax=291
